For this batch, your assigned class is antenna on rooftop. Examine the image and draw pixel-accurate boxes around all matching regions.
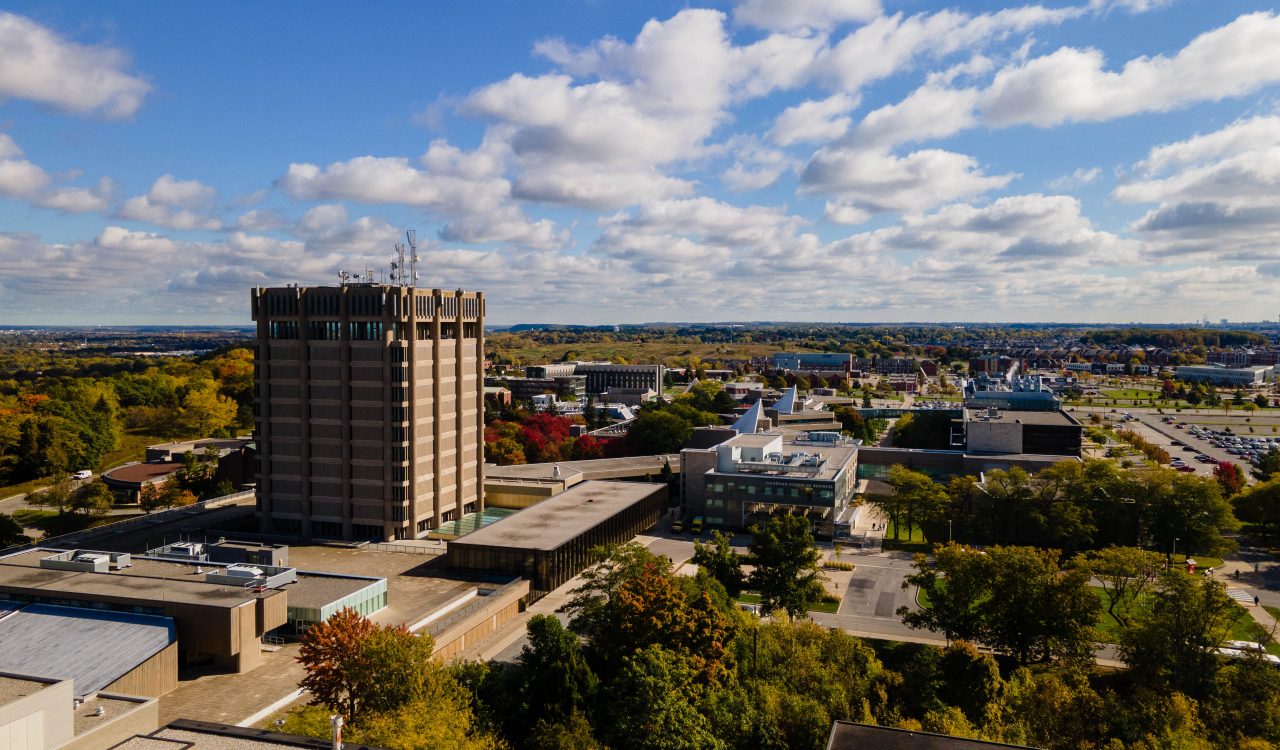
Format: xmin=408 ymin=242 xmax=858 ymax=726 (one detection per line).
xmin=389 ymin=230 xmax=420 ymax=288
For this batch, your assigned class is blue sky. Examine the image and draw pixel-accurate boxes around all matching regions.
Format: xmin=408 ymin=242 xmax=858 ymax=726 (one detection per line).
xmin=1 ymin=0 xmax=1279 ymax=325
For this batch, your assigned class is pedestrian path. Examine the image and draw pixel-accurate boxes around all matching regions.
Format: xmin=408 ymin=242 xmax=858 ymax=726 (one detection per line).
xmin=1228 ymin=587 xmax=1256 ymax=605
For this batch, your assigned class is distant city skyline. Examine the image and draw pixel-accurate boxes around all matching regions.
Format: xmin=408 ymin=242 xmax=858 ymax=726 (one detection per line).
xmin=1 ymin=1 xmax=1280 ymax=325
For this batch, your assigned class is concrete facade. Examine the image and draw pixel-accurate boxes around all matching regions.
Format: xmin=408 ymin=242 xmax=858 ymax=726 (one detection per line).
xmin=251 ymin=284 xmax=486 ymax=541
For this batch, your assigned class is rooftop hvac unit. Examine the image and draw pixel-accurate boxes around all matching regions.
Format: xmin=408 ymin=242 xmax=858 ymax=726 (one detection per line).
xmin=225 ymin=565 xmax=264 ymax=578
xmin=74 ymin=553 xmax=109 ymax=564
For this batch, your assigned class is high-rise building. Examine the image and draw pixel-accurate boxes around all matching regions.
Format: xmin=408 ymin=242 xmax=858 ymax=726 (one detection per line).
xmin=251 ymin=284 xmax=485 ymax=541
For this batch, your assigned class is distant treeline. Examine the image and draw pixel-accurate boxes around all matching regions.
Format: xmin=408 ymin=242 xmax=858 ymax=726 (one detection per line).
xmin=1082 ymin=328 xmax=1269 ymax=348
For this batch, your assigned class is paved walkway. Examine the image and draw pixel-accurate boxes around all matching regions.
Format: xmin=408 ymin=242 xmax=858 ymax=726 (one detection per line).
xmin=157 ymin=644 xmax=308 ymax=726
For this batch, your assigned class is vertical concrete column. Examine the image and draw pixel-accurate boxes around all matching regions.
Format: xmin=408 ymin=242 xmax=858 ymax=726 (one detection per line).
xmin=475 ymin=292 xmax=486 ymax=513
xmin=432 ymin=290 xmax=443 ymax=528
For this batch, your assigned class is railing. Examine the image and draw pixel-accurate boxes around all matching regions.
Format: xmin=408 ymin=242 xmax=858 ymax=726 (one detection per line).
xmin=362 ymin=541 xmax=446 ymax=556
xmin=1 ymin=489 xmax=257 ymax=554
xmin=425 ymin=578 xmax=527 ymax=640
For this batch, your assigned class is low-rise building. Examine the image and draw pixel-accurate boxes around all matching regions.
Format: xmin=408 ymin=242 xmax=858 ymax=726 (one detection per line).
xmin=680 ymin=430 xmax=858 ymax=536
xmin=0 ymin=671 xmax=158 ymax=750
xmin=1175 ymin=365 xmax=1274 ymax=386
xmin=448 ymin=481 xmax=667 ymax=599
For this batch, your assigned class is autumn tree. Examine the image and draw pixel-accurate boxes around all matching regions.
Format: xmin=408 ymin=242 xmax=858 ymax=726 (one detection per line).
xmin=297 ymin=607 xmax=378 ymax=720
xmin=1233 ymin=479 xmax=1280 ymax=542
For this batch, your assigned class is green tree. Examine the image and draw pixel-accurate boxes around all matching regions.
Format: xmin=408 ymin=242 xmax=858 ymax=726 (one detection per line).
xmin=747 ymin=515 xmax=826 ymax=619
xmin=70 ymin=479 xmax=115 ymax=516
xmin=627 ymin=408 xmax=694 ymax=455
xmin=28 ymin=475 xmax=75 ymax=514
xmin=982 ymin=546 xmax=1098 ymax=666
xmin=177 ymin=380 xmax=238 ymax=436
xmin=1117 ymin=569 xmax=1244 ymax=697
xmin=1255 ymin=447 xmax=1280 ymax=482
xmin=1233 ymin=479 xmax=1280 ymax=542
xmin=692 ymin=530 xmax=745 ymax=598
xmin=519 ymin=614 xmax=599 ymax=723
xmin=899 ymin=544 xmax=991 ymax=643
xmin=602 ymin=645 xmax=725 ymax=750
xmin=0 ymin=513 xmax=27 ymax=548
xmin=872 ymin=465 xmax=946 ymax=542
xmin=1073 ymin=546 xmax=1163 ymax=628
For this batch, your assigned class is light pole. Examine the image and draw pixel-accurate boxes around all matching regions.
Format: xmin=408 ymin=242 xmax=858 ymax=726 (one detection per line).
xmin=948 ymin=518 xmax=953 ymax=544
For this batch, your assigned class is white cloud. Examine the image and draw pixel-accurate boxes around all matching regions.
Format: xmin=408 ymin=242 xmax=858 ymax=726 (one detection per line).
xmin=800 ymin=147 xmax=1015 ymax=215
xmin=1089 ymin=0 xmax=1173 ymax=13
xmin=733 ymin=0 xmax=881 ymax=32
xmin=1116 ymin=116 xmax=1280 ymax=263
xmin=0 ymin=147 xmax=51 ymax=199
xmin=980 ymin=12 xmax=1280 ymax=127
xmin=818 ymin=7 xmax=1080 ymax=94
xmin=0 ymin=12 xmax=149 ymax=118
xmin=33 ymin=176 xmax=114 ymax=214
xmin=116 ymin=175 xmax=221 ymax=230
xmin=770 ymin=93 xmax=859 ymax=146
xmin=1046 ymin=167 xmax=1102 ymax=191
xmin=235 ymin=209 xmax=288 ymax=232
xmin=845 ymin=86 xmax=978 ymax=150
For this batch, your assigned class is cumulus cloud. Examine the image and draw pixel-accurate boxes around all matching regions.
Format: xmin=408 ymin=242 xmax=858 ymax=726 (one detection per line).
xmin=800 ymin=147 xmax=1014 ymax=216
xmin=770 ymin=93 xmax=859 ymax=146
xmin=733 ymin=0 xmax=881 ymax=31
xmin=33 ymin=176 xmax=115 ymax=214
xmin=117 ymin=175 xmax=222 ymax=230
xmin=1117 ymin=116 xmax=1280 ymax=263
xmin=980 ymin=12 xmax=1280 ymax=127
xmin=844 ymin=86 xmax=978 ymax=150
xmin=0 ymin=134 xmax=51 ymax=198
xmin=818 ymin=7 xmax=1080 ymax=94
xmin=0 ymin=12 xmax=149 ymax=118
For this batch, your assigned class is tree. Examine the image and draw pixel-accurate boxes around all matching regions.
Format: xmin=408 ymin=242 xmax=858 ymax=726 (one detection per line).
xmin=981 ymin=546 xmax=1098 ymax=666
xmin=1233 ymin=479 xmax=1280 ymax=542
xmin=519 ymin=614 xmax=598 ymax=723
xmin=748 ymin=514 xmax=826 ymax=619
xmin=601 ymin=645 xmax=725 ymax=750
xmin=0 ymin=513 xmax=27 ymax=548
xmin=27 ymin=476 xmax=74 ymax=514
xmin=1118 ymin=570 xmax=1244 ymax=697
xmin=899 ymin=544 xmax=991 ymax=644
xmin=692 ymin=530 xmax=745 ymax=598
xmin=875 ymin=465 xmax=946 ymax=542
xmin=1073 ymin=546 xmax=1163 ymax=628
xmin=297 ymin=608 xmax=378 ymax=720
xmin=627 ymin=408 xmax=693 ymax=455
xmin=138 ymin=483 xmax=164 ymax=512
xmin=1255 ymin=447 xmax=1280 ymax=482
xmin=177 ymin=380 xmax=238 ymax=436
xmin=1216 ymin=460 xmax=1246 ymax=496
xmin=70 ymin=480 xmax=114 ymax=516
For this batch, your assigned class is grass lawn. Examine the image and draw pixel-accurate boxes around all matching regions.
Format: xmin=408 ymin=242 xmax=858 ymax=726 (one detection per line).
xmin=1093 ymin=587 xmax=1279 ymax=655
xmin=738 ymin=591 xmax=841 ymax=615
xmin=882 ymin=520 xmax=936 ymax=553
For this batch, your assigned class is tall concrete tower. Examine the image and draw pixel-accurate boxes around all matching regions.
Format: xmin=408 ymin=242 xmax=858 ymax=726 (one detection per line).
xmin=251 ymin=284 xmax=485 ymax=541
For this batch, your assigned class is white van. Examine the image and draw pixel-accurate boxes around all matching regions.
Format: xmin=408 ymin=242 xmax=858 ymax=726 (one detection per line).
xmin=71 ymin=470 xmax=92 ymax=480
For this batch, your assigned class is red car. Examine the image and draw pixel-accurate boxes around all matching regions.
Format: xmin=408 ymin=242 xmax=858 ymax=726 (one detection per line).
xmin=1176 ymin=465 xmax=1196 ymax=472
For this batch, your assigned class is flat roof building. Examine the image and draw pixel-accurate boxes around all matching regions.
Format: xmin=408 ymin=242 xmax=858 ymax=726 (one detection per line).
xmin=251 ymin=283 xmax=486 ymax=541
xmin=0 ymin=671 xmax=158 ymax=750
xmin=1175 ymin=365 xmax=1273 ymax=386
xmin=448 ymin=480 xmax=667 ymax=599
xmin=681 ymin=431 xmax=859 ymax=536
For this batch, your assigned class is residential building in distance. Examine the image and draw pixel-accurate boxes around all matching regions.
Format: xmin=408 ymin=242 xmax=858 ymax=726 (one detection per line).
xmin=251 ymin=284 xmax=485 ymax=541
xmin=1175 ymin=364 xmax=1274 ymax=386
xmin=770 ymin=352 xmax=853 ymax=372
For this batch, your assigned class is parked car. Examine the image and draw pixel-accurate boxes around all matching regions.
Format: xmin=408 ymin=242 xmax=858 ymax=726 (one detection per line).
xmin=1176 ymin=466 xmax=1197 ymax=472
xmin=71 ymin=469 xmax=92 ymax=480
